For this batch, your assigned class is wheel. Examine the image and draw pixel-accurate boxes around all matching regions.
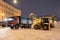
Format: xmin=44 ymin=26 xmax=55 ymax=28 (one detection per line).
xmin=34 ymin=25 xmax=40 ymax=29
xmin=15 ymin=25 xmax=19 ymax=29
xmin=43 ymin=25 xmax=50 ymax=30
xmin=10 ymin=27 xmax=14 ymax=29
xmin=21 ymin=25 xmax=24 ymax=28
xmin=34 ymin=25 xmax=37 ymax=29
xmin=43 ymin=25 xmax=47 ymax=30
xmin=28 ymin=25 xmax=31 ymax=28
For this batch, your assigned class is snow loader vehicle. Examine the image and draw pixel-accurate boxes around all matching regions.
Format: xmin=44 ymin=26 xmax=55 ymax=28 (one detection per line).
xmin=32 ymin=16 xmax=55 ymax=30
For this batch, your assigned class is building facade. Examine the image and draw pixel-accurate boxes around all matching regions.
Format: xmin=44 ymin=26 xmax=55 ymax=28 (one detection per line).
xmin=0 ymin=0 xmax=21 ymax=22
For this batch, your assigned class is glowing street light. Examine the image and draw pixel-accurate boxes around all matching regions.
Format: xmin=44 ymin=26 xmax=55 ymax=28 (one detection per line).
xmin=1 ymin=14 xmax=4 ymax=16
xmin=13 ymin=0 xmax=17 ymax=4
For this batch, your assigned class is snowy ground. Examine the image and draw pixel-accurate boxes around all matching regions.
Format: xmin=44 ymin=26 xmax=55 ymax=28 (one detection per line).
xmin=0 ymin=21 xmax=60 ymax=40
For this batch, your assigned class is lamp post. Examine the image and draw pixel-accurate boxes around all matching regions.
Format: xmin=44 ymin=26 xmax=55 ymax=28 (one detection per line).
xmin=13 ymin=0 xmax=18 ymax=4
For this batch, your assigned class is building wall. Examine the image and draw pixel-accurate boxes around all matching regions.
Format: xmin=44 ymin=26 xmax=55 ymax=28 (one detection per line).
xmin=0 ymin=0 xmax=21 ymax=21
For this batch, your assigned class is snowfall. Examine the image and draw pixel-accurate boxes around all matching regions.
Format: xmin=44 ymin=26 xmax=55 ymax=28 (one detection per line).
xmin=0 ymin=21 xmax=60 ymax=40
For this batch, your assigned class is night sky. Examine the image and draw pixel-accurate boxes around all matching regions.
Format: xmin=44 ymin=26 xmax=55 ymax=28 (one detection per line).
xmin=4 ymin=0 xmax=60 ymax=20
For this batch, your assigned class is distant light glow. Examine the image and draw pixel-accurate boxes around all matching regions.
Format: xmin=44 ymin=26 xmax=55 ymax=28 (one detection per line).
xmin=8 ymin=18 xmax=13 ymax=21
xmin=3 ymin=18 xmax=8 ymax=21
xmin=1 ymin=14 xmax=4 ymax=16
xmin=13 ymin=0 xmax=17 ymax=4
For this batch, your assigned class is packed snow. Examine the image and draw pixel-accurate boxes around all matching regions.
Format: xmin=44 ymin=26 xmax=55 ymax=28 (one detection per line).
xmin=0 ymin=21 xmax=60 ymax=40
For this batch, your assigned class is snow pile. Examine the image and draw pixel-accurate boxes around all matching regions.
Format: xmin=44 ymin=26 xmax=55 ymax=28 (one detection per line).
xmin=54 ymin=21 xmax=58 ymax=28
xmin=54 ymin=21 xmax=60 ymax=29
xmin=57 ymin=21 xmax=60 ymax=28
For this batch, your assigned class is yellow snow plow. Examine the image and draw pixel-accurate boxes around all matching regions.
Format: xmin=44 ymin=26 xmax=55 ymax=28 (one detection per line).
xmin=32 ymin=16 xmax=55 ymax=30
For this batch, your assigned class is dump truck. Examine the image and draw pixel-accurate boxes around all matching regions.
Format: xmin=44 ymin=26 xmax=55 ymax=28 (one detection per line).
xmin=2 ymin=16 xmax=32 ymax=29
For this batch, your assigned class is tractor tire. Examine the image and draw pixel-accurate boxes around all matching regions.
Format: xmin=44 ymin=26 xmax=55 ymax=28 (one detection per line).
xmin=34 ymin=25 xmax=40 ymax=29
xmin=43 ymin=25 xmax=50 ymax=30
xmin=34 ymin=25 xmax=38 ymax=29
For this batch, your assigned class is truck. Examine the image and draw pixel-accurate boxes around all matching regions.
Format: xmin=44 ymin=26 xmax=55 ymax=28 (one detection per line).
xmin=2 ymin=16 xmax=32 ymax=29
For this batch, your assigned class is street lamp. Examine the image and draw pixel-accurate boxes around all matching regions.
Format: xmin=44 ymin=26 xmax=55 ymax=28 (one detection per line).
xmin=1 ymin=14 xmax=4 ymax=16
xmin=13 ymin=0 xmax=17 ymax=4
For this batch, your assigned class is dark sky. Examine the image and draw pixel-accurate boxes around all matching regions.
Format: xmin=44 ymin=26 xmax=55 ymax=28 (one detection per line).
xmin=4 ymin=0 xmax=60 ymax=19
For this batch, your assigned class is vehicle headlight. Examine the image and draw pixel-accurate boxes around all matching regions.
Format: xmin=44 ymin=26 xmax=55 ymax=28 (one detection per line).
xmin=3 ymin=18 xmax=8 ymax=21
